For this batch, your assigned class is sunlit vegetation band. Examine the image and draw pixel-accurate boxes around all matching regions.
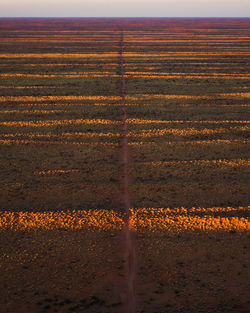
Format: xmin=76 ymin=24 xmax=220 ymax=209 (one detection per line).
xmin=0 ymin=207 xmax=249 ymax=233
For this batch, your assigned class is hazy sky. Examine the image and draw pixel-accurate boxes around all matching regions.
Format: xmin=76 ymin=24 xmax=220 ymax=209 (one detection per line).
xmin=0 ymin=0 xmax=249 ymax=17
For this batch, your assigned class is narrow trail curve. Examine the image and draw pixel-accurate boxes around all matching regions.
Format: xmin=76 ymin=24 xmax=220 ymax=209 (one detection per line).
xmin=118 ymin=30 xmax=136 ymax=313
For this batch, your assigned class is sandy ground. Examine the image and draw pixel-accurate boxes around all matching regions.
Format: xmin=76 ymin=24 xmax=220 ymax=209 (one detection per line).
xmin=136 ymin=230 xmax=250 ymax=313
xmin=1 ymin=228 xmax=249 ymax=313
xmin=0 ymin=229 xmax=128 ymax=313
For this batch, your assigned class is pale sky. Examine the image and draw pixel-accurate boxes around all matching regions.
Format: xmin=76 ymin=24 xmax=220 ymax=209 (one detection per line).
xmin=0 ymin=0 xmax=249 ymax=17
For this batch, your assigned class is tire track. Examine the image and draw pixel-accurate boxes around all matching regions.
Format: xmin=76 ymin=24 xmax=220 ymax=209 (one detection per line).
xmin=118 ymin=29 xmax=136 ymax=313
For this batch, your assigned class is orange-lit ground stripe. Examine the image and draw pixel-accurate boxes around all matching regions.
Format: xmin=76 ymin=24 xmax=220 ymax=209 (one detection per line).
xmin=0 ymin=63 xmax=117 ymax=67
xmin=124 ymin=74 xmax=249 ymax=79
xmin=1 ymin=119 xmax=248 ymax=127
xmin=219 ymin=92 xmax=250 ymax=97
xmin=0 ymin=73 xmax=119 ymax=78
xmin=125 ymin=94 xmax=245 ymax=101
xmin=126 ymin=94 xmax=209 ymax=101
xmin=130 ymin=207 xmax=250 ymax=233
xmin=0 ymin=132 xmax=121 ymax=139
xmin=0 ymin=139 xmax=118 ymax=146
xmin=124 ymin=52 xmax=250 ymax=56
xmin=1 ymin=52 xmax=249 ymax=59
xmin=0 ymin=86 xmax=67 ymax=89
xmin=126 ymin=57 xmax=249 ymax=60
xmin=0 ymin=53 xmax=118 ymax=58
xmin=2 ymin=37 xmax=250 ymax=42
xmin=146 ymin=158 xmax=250 ymax=167
xmin=35 ymin=169 xmax=81 ymax=175
xmin=0 ymin=119 xmax=121 ymax=127
xmin=0 ymin=95 xmax=120 ymax=102
xmin=0 ymin=62 xmax=242 ymax=67
xmin=128 ymin=139 xmax=248 ymax=146
xmin=0 ymin=39 xmax=120 ymax=43
xmin=125 ymin=47 xmax=250 ymax=52
xmin=0 ymin=207 xmax=248 ymax=233
xmin=124 ymin=39 xmax=250 ymax=43
xmin=18 ymin=103 xmax=119 ymax=107
xmin=221 ymin=105 xmax=250 ymax=107
xmin=125 ymin=71 xmax=250 ymax=77
xmin=0 ymin=209 xmax=125 ymax=231
xmin=0 ymin=110 xmax=65 ymax=114
xmin=126 ymin=119 xmax=249 ymax=125
xmin=128 ymin=127 xmax=250 ymax=137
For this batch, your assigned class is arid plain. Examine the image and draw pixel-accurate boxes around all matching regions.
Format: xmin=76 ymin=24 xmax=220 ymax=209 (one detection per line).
xmin=0 ymin=18 xmax=249 ymax=313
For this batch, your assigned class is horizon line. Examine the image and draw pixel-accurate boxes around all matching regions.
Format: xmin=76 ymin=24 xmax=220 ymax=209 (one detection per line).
xmin=0 ymin=16 xmax=250 ymax=19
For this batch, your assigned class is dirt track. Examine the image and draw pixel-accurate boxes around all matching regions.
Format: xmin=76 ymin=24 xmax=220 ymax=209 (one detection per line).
xmin=119 ymin=30 xmax=137 ymax=313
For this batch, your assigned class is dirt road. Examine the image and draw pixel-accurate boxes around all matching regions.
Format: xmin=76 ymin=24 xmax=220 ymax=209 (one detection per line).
xmin=119 ymin=30 xmax=137 ymax=313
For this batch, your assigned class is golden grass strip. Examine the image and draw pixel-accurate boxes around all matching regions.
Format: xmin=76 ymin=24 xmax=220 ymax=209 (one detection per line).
xmin=148 ymin=158 xmax=250 ymax=167
xmin=220 ymin=104 xmax=250 ymax=107
xmin=126 ymin=71 xmax=250 ymax=77
xmin=0 ymin=73 xmax=119 ymax=78
xmin=128 ymin=139 xmax=248 ymax=146
xmin=35 ymin=169 xmax=81 ymax=175
xmin=0 ymin=63 xmax=117 ymax=67
xmin=124 ymin=39 xmax=250 ymax=42
xmin=3 ymin=29 xmax=248 ymax=33
xmin=0 ymin=110 xmax=65 ymax=114
xmin=0 ymin=96 xmax=120 ymax=102
xmin=0 ymin=139 xmax=118 ymax=146
xmin=62 ymin=132 xmax=120 ymax=138
xmin=219 ymin=92 xmax=250 ymax=98
xmin=0 ymin=53 xmax=118 ymax=58
xmin=124 ymin=62 xmax=249 ymax=66
xmin=0 ymin=209 xmax=124 ymax=231
xmin=0 ymin=132 xmax=121 ymax=139
xmin=0 ymin=119 xmax=121 ymax=127
xmin=1 ymin=207 xmax=248 ymax=233
xmin=11 ymin=62 xmax=117 ymax=65
xmin=130 ymin=207 xmax=250 ymax=233
xmin=126 ymin=93 xmax=250 ymax=101
xmin=18 ymin=102 xmax=145 ymax=107
xmin=0 ymin=86 xmax=66 ymax=89
xmin=0 ymin=39 xmax=120 ymax=43
xmin=19 ymin=103 xmax=119 ymax=107
xmin=128 ymin=127 xmax=250 ymax=137
xmin=127 ymin=119 xmax=249 ymax=125
xmin=127 ymin=57 xmax=248 ymax=60
xmin=124 ymin=52 xmax=250 ymax=56
xmin=126 ymin=94 xmax=211 ymax=101
xmin=125 ymin=74 xmax=249 ymax=80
